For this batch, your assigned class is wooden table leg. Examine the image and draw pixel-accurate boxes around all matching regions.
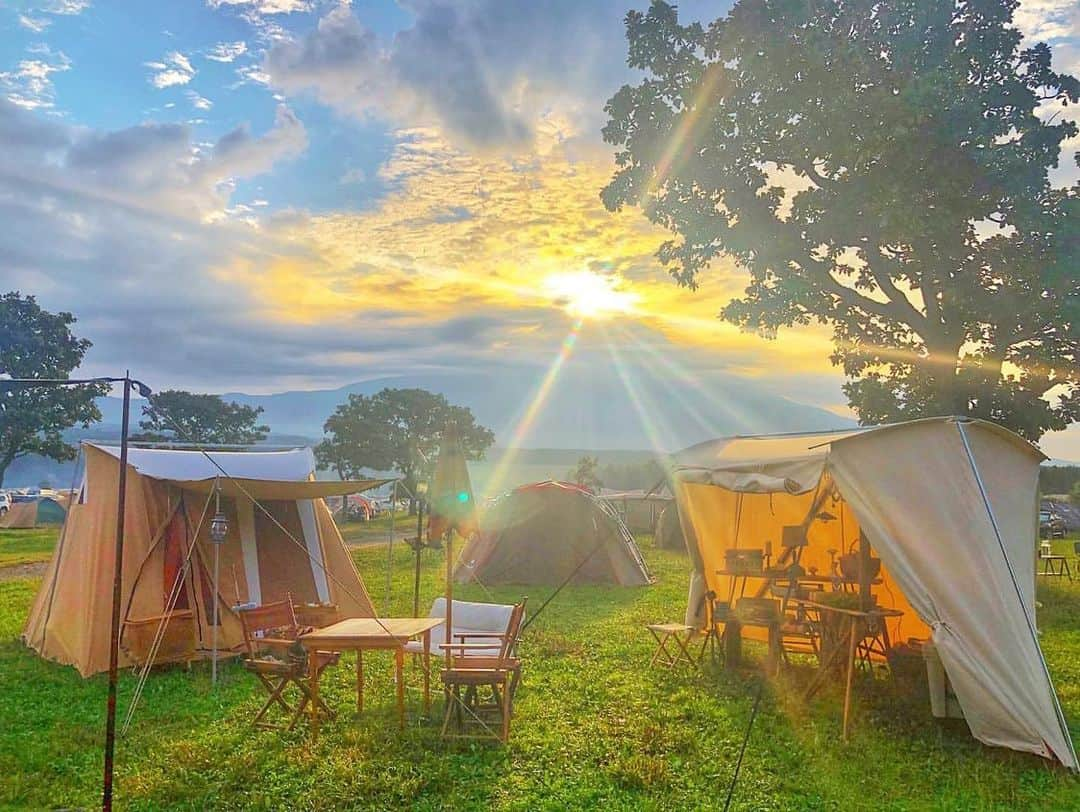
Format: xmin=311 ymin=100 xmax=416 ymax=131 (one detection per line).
xmin=395 ymin=646 xmax=405 ymax=730
xmin=356 ymin=649 xmax=364 ymax=713
xmin=422 ymin=629 xmax=431 ymax=715
xmin=309 ymin=649 xmax=320 ymax=742
xmin=842 ymin=616 xmax=857 ymax=742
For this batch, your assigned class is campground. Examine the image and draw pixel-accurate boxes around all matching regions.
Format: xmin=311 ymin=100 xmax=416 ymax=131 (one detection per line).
xmin=1 ymin=528 xmax=1079 ymax=810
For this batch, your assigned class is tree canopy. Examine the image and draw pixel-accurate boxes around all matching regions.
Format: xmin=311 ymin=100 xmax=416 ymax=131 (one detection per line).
xmin=567 ymin=455 xmax=603 ymax=491
xmin=134 ymin=390 xmax=269 ymax=446
xmin=316 ymin=388 xmax=495 ymax=504
xmin=602 ymin=0 xmax=1079 ymax=440
xmin=0 ymin=292 xmax=106 ymax=488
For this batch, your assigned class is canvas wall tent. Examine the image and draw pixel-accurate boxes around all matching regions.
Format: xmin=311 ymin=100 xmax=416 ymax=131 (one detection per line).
xmin=0 ymin=495 xmax=68 ymax=528
xmin=669 ymin=416 xmax=1077 ymax=768
xmin=23 ymin=443 xmax=387 ymax=677
xmin=455 ymin=481 xmax=652 ymax=586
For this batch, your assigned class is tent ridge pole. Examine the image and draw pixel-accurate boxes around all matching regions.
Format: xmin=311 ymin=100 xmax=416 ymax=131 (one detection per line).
xmin=955 ymin=421 xmax=1077 ymax=770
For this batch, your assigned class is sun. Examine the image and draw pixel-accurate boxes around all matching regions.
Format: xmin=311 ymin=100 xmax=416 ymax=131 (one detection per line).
xmin=543 ymin=270 xmax=640 ymax=319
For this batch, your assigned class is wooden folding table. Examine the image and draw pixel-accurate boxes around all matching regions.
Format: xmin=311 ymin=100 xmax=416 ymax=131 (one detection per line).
xmin=300 ymin=617 xmax=442 ymax=740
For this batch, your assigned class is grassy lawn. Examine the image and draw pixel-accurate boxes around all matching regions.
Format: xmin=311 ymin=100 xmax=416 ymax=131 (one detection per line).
xmin=0 ymin=528 xmax=62 ymax=567
xmin=1 ymin=529 xmax=1079 ymax=809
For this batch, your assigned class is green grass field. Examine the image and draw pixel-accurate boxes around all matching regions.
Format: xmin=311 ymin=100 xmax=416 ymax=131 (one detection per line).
xmin=0 ymin=528 xmax=61 ymax=567
xmin=1 ymin=529 xmax=1078 ymax=809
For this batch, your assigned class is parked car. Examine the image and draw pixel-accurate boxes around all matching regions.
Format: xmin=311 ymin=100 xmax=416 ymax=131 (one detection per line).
xmin=0 ymin=491 xmax=10 ymax=515
xmin=1039 ymin=509 xmax=1067 ymax=540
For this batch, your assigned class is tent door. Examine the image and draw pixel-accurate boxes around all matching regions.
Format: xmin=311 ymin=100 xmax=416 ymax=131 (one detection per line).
xmin=297 ymin=499 xmax=330 ymax=603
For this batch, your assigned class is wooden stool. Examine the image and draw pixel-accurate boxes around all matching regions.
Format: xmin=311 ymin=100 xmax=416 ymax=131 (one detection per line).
xmin=646 ymin=623 xmax=698 ymax=670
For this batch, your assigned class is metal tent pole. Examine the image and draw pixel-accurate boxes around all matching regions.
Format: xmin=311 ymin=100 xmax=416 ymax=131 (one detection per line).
xmin=103 ymin=374 xmax=132 ymax=811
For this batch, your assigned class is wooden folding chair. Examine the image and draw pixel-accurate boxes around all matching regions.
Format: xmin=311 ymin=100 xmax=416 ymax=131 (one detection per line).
xmin=440 ymin=598 xmax=528 ymax=743
xmin=237 ymin=599 xmax=339 ymax=731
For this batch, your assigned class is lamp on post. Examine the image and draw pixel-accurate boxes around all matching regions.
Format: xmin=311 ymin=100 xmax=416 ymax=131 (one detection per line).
xmin=209 ymin=479 xmax=228 ymax=687
xmin=412 ymin=480 xmax=428 ymax=617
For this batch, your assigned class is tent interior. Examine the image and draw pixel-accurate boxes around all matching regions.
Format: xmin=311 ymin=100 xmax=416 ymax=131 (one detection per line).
xmin=455 ymin=481 xmax=653 ymax=587
xmin=670 ymin=417 xmax=1077 ymax=769
xmin=23 ymin=443 xmax=386 ymax=677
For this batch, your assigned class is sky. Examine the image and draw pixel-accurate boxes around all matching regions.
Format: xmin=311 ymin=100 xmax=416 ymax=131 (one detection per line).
xmin=0 ymin=0 xmax=1078 ymax=458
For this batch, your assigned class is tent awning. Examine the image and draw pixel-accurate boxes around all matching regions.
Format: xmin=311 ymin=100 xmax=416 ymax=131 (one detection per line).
xmin=167 ymin=477 xmax=391 ymax=500
xmin=87 ymin=442 xmax=391 ymax=500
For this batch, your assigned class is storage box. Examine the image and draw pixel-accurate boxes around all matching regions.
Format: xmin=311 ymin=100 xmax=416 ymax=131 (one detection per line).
xmin=725 ymin=548 xmax=764 ymax=574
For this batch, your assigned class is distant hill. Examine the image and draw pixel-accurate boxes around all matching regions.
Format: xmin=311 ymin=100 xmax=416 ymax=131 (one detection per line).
xmin=5 ymin=367 xmax=857 ymax=489
xmin=92 ymin=367 xmax=853 ymax=450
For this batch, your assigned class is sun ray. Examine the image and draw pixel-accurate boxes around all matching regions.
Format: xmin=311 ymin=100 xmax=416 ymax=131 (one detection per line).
xmin=481 ymin=319 xmax=583 ymax=497
xmin=601 ymin=324 xmax=678 ymax=455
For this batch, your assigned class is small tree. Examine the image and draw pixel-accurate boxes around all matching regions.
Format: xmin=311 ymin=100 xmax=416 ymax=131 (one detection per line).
xmin=134 ymin=390 xmax=269 ymax=446
xmin=316 ymin=388 xmax=494 ymax=512
xmin=602 ymin=0 xmax=1080 ymax=440
xmin=0 ymin=292 xmax=107 ymax=488
xmin=568 ymin=455 xmax=603 ymax=491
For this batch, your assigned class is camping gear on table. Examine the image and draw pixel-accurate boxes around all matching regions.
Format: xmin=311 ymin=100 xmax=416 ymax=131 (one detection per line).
xmin=454 ymin=481 xmax=652 ymax=587
xmin=668 ymin=416 xmax=1076 ymax=768
xmin=22 ymin=443 xmax=388 ymax=677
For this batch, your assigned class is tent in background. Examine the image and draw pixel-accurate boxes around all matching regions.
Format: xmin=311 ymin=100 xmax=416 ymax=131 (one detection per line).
xmin=600 ymin=488 xmax=672 ymax=534
xmin=669 ymin=416 xmax=1076 ymax=768
xmin=0 ymin=495 xmax=69 ymax=529
xmin=23 ymin=443 xmax=387 ymax=677
xmin=455 ymin=481 xmax=652 ymax=587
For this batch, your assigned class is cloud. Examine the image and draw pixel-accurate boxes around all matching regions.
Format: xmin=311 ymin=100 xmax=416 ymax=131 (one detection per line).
xmin=40 ymin=0 xmax=91 ymax=13
xmin=339 ymin=167 xmax=366 ymax=185
xmin=146 ymin=51 xmax=195 ymax=89
xmin=18 ymin=15 xmax=51 ymax=32
xmin=264 ymin=2 xmax=636 ymax=149
xmin=206 ymin=41 xmax=248 ymax=63
xmin=1 ymin=46 xmax=71 ymax=110
xmin=186 ymin=90 xmax=213 ymax=110
xmin=207 ymin=0 xmax=312 ymax=14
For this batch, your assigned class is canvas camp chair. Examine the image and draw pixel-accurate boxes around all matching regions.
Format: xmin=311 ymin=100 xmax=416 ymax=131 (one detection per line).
xmin=440 ymin=598 xmax=527 ymax=743
xmin=237 ymin=598 xmax=339 ymax=731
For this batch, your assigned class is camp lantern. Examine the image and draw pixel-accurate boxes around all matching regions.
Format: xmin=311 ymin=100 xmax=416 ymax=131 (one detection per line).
xmin=210 ymin=511 xmax=228 ymax=544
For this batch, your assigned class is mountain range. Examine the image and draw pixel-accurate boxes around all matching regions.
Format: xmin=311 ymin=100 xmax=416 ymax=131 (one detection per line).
xmin=92 ymin=367 xmax=853 ymax=450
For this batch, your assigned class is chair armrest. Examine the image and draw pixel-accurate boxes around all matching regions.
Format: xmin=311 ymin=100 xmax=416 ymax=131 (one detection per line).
xmin=440 ymin=642 xmax=502 ymax=650
xmin=455 ymin=632 xmax=508 ymax=640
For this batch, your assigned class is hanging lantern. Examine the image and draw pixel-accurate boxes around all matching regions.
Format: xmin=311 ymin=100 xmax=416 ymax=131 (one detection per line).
xmin=210 ymin=510 xmax=228 ymax=544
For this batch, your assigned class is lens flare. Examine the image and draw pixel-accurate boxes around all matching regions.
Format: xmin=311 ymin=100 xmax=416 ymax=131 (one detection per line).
xmin=483 ymin=320 xmax=583 ymax=496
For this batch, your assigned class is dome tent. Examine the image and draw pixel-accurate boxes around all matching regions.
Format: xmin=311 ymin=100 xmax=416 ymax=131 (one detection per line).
xmin=455 ymin=481 xmax=652 ymax=587
xmin=0 ymin=495 xmax=68 ymax=528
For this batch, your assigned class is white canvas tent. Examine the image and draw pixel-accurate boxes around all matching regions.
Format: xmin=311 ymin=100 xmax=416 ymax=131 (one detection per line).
xmin=670 ymin=416 xmax=1077 ymax=768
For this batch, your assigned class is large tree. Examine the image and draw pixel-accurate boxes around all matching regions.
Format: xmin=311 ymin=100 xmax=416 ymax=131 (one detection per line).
xmin=135 ymin=390 xmax=269 ymax=446
xmin=0 ymin=292 xmax=107 ymax=488
xmin=602 ymin=0 xmax=1079 ymax=439
xmin=316 ymin=388 xmax=495 ymax=510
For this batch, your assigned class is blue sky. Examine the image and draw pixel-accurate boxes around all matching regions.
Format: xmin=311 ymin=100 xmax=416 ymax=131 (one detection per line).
xmin=1 ymin=0 xmax=1078 ymax=456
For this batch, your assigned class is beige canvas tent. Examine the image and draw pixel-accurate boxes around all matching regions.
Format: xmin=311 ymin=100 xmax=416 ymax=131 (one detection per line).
xmin=455 ymin=481 xmax=652 ymax=586
xmin=670 ymin=417 xmax=1076 ymax=768
xmin=23 ymin=443 xmax=387 ymax=677
xmin=0 ymin=494 xmax=69 ymax=528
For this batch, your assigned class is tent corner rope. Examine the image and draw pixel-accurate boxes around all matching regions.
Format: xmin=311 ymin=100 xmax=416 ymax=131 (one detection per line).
xmin=954 ymin=419 xmax=1078 ymax=770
